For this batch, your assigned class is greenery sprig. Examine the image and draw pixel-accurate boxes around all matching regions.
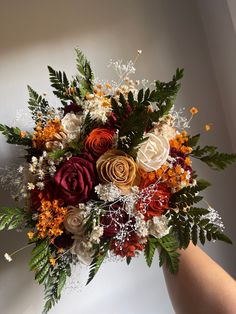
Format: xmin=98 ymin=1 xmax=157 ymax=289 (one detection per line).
xmin=191 ymin=145 xmax=236 ymax=170
xmin=0 ymin=124 xmax=32 ymax=146
xmin=0 ymin=207 xmax=29 ymax=231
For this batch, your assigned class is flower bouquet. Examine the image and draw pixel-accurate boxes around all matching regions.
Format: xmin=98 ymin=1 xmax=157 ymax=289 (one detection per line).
xmin=0 ymin=49 xmax=235 ymax=313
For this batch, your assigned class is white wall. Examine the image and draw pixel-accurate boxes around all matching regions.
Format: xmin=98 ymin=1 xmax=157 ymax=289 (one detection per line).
xmin=0 ymin=1 xmax=235 ymax=314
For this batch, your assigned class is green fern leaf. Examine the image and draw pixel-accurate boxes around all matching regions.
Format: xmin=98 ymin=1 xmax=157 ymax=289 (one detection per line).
xmin=0 ymin=124 xmax=32 ymax=146
xmin=75 ymin=48 xmax=94 ymax=98
xmin=157 ymin=233 xmax=180 ymax=274
xmin=86 ymin=244 xmax=109 ymax=285
xmin=144 ymin=237 xmax=157 ymax=267
xmin=191 ymin=145 xmax=236 ymax=170
xmin=0 ymin=207 xmax=28 ymax=231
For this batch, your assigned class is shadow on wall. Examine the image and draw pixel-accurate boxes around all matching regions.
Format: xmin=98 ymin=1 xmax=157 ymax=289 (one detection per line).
xmin=0 ymin=0 xmax=151 ymax=56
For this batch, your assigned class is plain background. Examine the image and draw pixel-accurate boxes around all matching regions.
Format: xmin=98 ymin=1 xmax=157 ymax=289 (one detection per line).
xmin=0 ymin=1 xmax=235 ymax=313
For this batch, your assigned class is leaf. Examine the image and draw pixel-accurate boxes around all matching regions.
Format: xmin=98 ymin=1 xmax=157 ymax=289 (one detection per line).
xmin=214 ymin=232 xmax=232 ymax=244
xmin=126 ymin=256 xmax=132 ymax=265
xmin=86 ymin=244 xmax=109 ymax=285
xmin=48 ymin=66 xmax=73 ymax=104
xmin=42 ymin=253 xmax=77 ymax=314
xmin=156 ymin=233 xmax=180 ymax=274
xmin=138 ymin=88 xmax=144 ymax=103
xmin=0 ymin=207 xmax=28 ymax=231
xmin=155 ymin=68 xmax=184 ymax=108
xmin=48 ymin=149 xmax=66 ymax=160
xmin=188 ymin=207 xmax=210 ymax=216
xmin=191 ymin=145 xmax=236 ymax=170
xmin=29 ymin=239 xmax=51 ymax=285
xmin=35 ymin=264 xmax=50 ymax=284
xmin=186 ymin=134 xmax=201 ymax=147
xmin=0 ymin=124 xmax=32 ymax=146
xmin=144 ymin=237 xmax=157 ymax=267
xmin=56 ymin=271 xmax=67 ymax=298
xmin=75 ymin=48 xmax=94 ymax=98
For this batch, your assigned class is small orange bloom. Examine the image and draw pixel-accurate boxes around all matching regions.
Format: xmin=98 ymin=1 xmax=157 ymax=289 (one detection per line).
xmin=190 ymin=107 xmax=198 ymax=115
xmin=20 ymin=131 xmax=27 ymax=138
xmin=105 ymin=83 xmax=112 ymax=89
xmin=204 ymin=124 xmax=212 ymax=131
xmin=27 ymin=231 xmax=34 ymax=240
xmin=50 ymin=258 xmax=56 ymax=266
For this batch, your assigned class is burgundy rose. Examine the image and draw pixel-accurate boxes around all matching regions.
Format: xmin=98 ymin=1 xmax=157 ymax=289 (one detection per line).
xmin=101 ymin=204 xmax=135 ymax=237
xmin=63 ymin=102 xmax=82 ymax=116
xmin=54 ymin=153 xmax=96 ymax=205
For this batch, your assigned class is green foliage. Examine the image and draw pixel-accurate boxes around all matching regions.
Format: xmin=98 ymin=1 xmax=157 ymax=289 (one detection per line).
xmin=29 ymin=239 xmax=51 ymax=285
xmin=86 ymin=243 xmax=109 ymax=285
xmin=169 ymin=179 xmax=211 ymax=210
xmin=75 ymin=48 xmax=94 ymax=98
xmin=167 ymin=207 xmax=232 ymax=249
xmin=80 ymin=112 xmax=102 ymax=140
xmin=43 ymin=252 xmax=78 ymax=314
xmin=144 ymin=237 xmax=158 ymax=267
xmin=0 ymin=207 xmax=28 ymax=231
xmin=47 ymin=149 xmax=66 ymax=160
xmin=155 ymin=68 xmax=184 ymax=107
xmin=113 ymin=93 xmax=150 ymax=158
xmin=156 ymin=233 xmax=180 ymax=274
xmin=186 ymin=133 xmax=201 ymax=147
xmin=28 ymin=85 xmax=55 ymax=124
xmin=0 ymin=124 xmax=32 ymax=146
xmin=126 ymin=256 xmax=132 ymax=265
xmin=191 ymin=145 xmax=236 ymax=170
xmin=48 ymin=66 xmax=73 ymax=105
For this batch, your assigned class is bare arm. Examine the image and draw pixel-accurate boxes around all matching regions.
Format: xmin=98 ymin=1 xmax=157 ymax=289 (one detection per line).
xmin=163 ymin=243 xmax=236 ymax=314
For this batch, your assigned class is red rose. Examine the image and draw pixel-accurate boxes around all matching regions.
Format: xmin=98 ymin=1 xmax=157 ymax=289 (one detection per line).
xmin=101 ymin=206 xmax=130 ymax=237
xmin=54 ymin=154 xmax=96 ymax=205
xmin=84 ymin=128 xmax=114 ymax=157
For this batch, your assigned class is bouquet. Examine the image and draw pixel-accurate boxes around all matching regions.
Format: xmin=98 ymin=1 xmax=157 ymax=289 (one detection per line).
xmin=0 ymin=49 xmax=235 ymax=314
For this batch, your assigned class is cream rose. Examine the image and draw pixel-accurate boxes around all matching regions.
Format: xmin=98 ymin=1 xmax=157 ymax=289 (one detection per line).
xmin=136 ymin=133 xmax=170 ymax=172
xmin=72 ymin=237 xmax=94 ymax=265
xmin=61 ymin=113 xmax=83 ymax=140
xmin=96 ymin=149 xmax=137 ymax=192
xmin=148 ymin=216 xmax=170 ymax=238
xmin=63 ymin=206 xmax=85 ymax=235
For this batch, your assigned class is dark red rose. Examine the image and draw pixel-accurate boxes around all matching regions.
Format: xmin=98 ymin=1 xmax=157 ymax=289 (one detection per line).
xmin=63 ymin=102 xmax=82 ymax=116
xmin=54 ymin=153 xmax=96 ymax=205
xmin=54 ymin=232 xmax=74 ymax=249
xmin=101 ymin=203 xmax=134 ymax=237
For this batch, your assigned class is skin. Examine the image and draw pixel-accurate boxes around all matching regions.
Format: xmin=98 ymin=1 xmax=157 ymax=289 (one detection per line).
xmin=163 ymin=243 xmax=236 ymax=314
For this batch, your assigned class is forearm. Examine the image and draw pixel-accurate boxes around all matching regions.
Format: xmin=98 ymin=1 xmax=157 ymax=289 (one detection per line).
xmin=163 ymin=243 xmax=236 ymax=314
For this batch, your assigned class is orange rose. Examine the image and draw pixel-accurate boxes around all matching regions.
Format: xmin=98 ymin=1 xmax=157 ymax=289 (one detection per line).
xmin=85 ymin=128 xmax=114 ymax=157
xmin=137 ymin=183 xmax=170 ymax=219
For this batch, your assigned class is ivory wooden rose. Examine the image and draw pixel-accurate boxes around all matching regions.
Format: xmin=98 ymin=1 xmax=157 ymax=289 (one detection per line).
xmin=96 ymin=149 xmax=137 ymax=192
xmin=63 ymin=206 xmax=85 ymax=235
xmin=61 ymin=112 xmax=83 ymax=140
xmin=136 ymin=133 xmax=170 ymax=172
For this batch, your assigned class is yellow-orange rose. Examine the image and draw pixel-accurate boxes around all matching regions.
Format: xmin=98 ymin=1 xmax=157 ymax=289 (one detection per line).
xmin=96 ymin=149 xmax=137 ymax=192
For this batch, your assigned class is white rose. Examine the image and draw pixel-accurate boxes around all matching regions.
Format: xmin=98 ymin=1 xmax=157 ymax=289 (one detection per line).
xmin=61 ymin=113 xmax=83 ymax=140
xmin=136 ymin=133 xmax=170 ymax=172
xmin=63 ymin=206 xmax=85 ymax=235
xmin=72 ymin=237 xmax=94 ymax=265
xmin=148 ymin=216 xmax=170 ymax=238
